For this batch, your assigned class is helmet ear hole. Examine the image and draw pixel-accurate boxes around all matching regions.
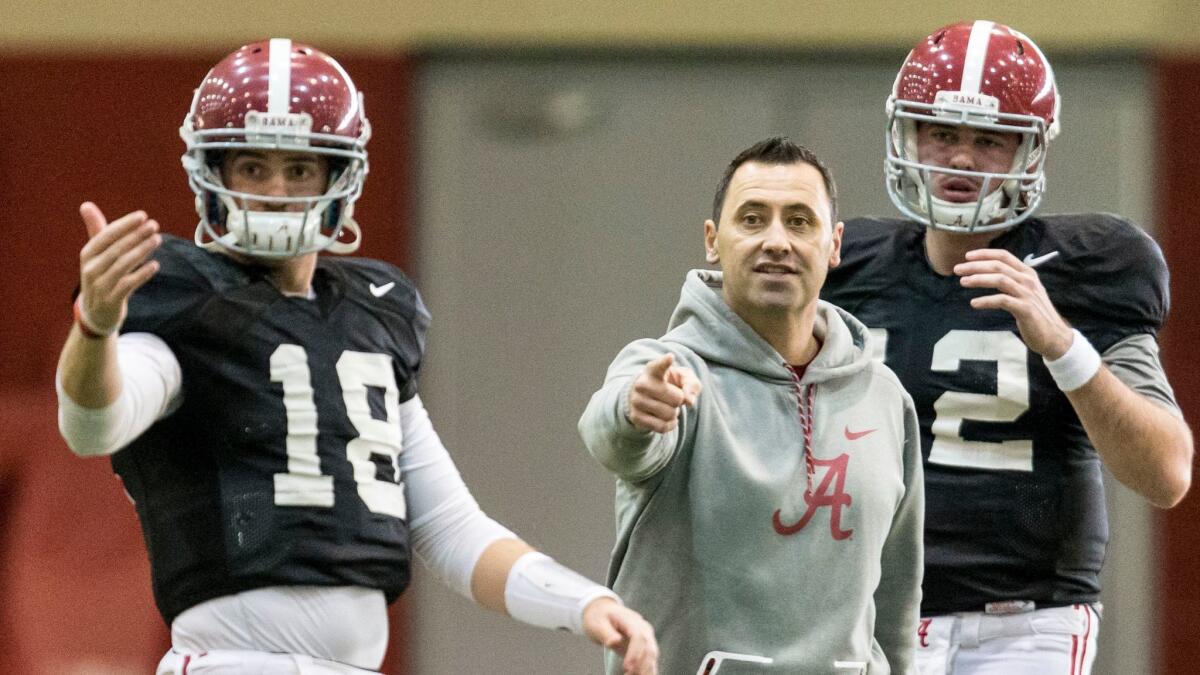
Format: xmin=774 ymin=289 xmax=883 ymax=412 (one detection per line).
xmin=203 ymin=191 xmax=226 ymax=228
xmin=327 ymin=157 xmax=350 ymax=186
xmin=324 ymin=199 xmax=343 ymax=234
xmin=205 ymin=150 xmax=227 ymax=173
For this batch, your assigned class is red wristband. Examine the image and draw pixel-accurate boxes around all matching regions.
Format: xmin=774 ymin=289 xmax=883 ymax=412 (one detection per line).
xmin=73 ymin=297 xmax=112 ymax=339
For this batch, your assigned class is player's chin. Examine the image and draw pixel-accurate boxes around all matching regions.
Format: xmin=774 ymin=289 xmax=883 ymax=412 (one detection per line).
xmin=248 ymin=256 xmax=290 ymax=268
xmin=934 ymin=189 xmax=980 ymax=204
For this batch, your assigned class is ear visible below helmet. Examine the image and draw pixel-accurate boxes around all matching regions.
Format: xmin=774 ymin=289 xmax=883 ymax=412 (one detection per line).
xmin=885 ymin=20 xmax=1060 ymax=233
xmin=180 ymin=38 xmax=371 ymax=258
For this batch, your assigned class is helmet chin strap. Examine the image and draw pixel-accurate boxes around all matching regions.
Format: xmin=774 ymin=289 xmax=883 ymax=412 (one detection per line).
xmin=890 ymin=114 xmax=1041 ymax=233
xmin=194 ymin=218 xmax=361 ymax=257
xmin=324 ymin=216 xmax=361 ymax=254
xmin=195 ymin=195 xmax=362 ymax=257
xmin=914 ymin=180 xmax=1008 ymax=232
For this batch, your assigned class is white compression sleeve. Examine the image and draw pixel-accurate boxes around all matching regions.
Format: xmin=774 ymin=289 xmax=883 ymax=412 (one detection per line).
xmin=400 ymin=395 xmax=517 ymax=600
xmin=504 ymin=552 xmax=620 ymax=635
xmin=56 ymin=332 xmax=183 ymax=457
xmin=399 ymin=397 xmax=620 ymax=633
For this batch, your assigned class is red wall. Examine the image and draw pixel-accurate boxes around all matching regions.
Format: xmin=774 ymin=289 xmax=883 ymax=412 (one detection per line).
xmin=1156 ymin=58 xmax=1200 ymax=675
xmin=0 ymin=53 xmax=414 ymax=673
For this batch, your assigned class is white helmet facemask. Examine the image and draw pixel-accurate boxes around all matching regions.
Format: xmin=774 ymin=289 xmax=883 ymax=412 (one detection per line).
xmin=181 ymin=141 xmax=365 ymax=258
xmin=885 ymin=94 xmax=1049 ymax=234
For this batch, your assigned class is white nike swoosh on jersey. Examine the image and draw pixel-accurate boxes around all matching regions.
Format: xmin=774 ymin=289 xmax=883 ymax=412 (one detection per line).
xmin=369 ymin=281 xmax=396 ymax=297
xmin=1022 ymin=250 xmax=1060 ymax=268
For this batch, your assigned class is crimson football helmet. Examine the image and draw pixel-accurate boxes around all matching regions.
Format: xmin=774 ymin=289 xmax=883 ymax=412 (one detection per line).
xmin=180 ymin=38 xmax=370 ymax=257
xmin=886 ymin=20 xmax=1060 ymax=233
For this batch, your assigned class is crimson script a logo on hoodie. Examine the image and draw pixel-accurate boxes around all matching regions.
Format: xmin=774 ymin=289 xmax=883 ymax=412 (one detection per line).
xmin=771 ymin=453 xmax=854 ymax=540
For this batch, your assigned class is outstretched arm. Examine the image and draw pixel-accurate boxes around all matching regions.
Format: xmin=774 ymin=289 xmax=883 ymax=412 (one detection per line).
xmin=471 ymin=538 xmax=658 ymax=675
xmin=957 ymin=248 xmax=1193 ymax=508
xmin=400 ymin=397 xmax=658 ymax=674
xmin=579 ymin=343 xmax=702 ymax=483
xmin=57 ymin=203 xmax=179 ymax=457
xmin=58 ymin=202 xmax=161 ymax=408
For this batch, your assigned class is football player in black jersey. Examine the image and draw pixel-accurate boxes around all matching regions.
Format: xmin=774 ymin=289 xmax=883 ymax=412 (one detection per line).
xmin=55 ymin=39 xmax=658 ymax=675
xmin=821 ymin=20 xmax=1193 ymax=675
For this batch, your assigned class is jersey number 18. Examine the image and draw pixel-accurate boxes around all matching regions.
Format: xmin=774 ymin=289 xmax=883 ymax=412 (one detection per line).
xmin=269 ymin=344 xmax=407 ymax=518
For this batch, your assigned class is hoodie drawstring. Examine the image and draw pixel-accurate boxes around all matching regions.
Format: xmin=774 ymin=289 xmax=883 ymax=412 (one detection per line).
xmin=787 ymin=366 xmax=816 ymax=496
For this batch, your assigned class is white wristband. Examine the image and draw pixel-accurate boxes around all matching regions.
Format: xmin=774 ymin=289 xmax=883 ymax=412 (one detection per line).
xmin=1043 ymin=329 xmax=1102 ymax=392
xmin=503 ymin=552 xmax=621 ymax=635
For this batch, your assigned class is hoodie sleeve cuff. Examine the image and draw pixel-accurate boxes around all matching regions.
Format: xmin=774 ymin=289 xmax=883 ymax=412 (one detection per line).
xmin=615 ymin=380 xmax=653 ymax=438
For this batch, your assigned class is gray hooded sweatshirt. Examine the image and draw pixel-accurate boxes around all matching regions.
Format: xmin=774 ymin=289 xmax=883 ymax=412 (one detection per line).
xmin=580 ymin=270 xmax=923 ymax=675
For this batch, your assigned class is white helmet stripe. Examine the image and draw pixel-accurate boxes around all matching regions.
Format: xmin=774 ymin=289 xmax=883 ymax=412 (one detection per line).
xmin=960 ymin=20 xmax=995 ymax=94
xmin=267 ymin=38 xmax=292 ymax=114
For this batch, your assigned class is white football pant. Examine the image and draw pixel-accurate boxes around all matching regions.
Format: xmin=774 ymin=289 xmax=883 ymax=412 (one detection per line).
xmin=156 ymin=649 xmax=381 ymax=675
xmin=916 ymin=604 xmax=1100 ymax=675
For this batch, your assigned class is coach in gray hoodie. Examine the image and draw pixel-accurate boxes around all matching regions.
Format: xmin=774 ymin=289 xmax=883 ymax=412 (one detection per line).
xmin=580 ymin=138 xmax=923 ymax=675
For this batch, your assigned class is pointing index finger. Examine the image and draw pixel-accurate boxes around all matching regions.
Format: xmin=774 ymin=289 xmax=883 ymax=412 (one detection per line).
xmin=645 ymin=353 xmax=674 ymax=380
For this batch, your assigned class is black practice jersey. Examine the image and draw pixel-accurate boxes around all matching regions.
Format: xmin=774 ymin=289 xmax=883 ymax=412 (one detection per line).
xmin=113 ymin=235 xmax=429 ymax=624
xmin=821 ymin=214 xmax=1168 ymax=614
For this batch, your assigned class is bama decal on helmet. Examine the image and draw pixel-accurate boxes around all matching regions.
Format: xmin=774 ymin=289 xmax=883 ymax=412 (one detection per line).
xmin=892 ymin=20 xmax=1058 ymax=130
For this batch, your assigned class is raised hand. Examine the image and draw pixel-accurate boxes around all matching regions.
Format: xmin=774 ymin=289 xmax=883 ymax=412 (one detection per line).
xmin=77 ymin=202 xmax=161 ymax=335
xmin=626 ymin=353 xmax=702 ymax=433
xmin=581 ymin=597 xmax=659 ymax=675
xmin=954 ymin=248 xmax=1074 ymax=359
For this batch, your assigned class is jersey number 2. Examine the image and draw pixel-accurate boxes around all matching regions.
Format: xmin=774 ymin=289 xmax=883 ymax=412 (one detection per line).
xmin=270 ymin=344 xmax=407 ymax=518
xmin=872 ymin=328 xmax=1032 ymax=472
